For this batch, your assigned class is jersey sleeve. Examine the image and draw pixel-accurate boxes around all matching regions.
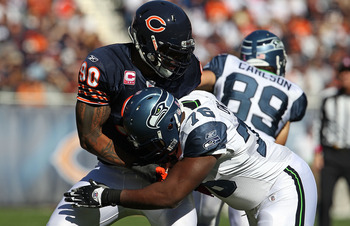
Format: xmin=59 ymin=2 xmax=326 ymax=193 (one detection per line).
xmin=76 ymin=52 xmax=118 ymax=106
xmin=203 ymin=54 xmax=228 ymax=79
xmin=289 ymin=91 xmax=308 ymax=122
xmin=182 ymin=121 xmax=227 ymax=157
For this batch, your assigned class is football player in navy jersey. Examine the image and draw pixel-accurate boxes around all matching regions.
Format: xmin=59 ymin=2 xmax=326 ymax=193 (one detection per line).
xmin=64 ymin=87 xmax=317 ymax=226
xmin=48 ymin=1 xmax=202 ymax=225
xmin=195 ymin=30 xmax=308 ymax=226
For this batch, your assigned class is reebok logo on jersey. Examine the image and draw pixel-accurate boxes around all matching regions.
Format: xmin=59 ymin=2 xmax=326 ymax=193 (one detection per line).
xmin=124 ymin=71 xmax=136 ymax=85
xmin=88 ymin=55 xmax=99 ymax=62
xmin=203 ymin=130 xmax=221 ymax=150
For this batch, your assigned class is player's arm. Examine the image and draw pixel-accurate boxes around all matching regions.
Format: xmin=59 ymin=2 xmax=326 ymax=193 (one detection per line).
xmin=65 ymin=154 xmax=218 ymax=209
xmin=275 ymin=121 xmax=290 ymax=145
xmin=121 ymin=155 xmax=217 ymax=209
xmin=76 ymin=101 xmax=130 ymax=166
xmin=196 ymin=70 xmax=216 ymax=92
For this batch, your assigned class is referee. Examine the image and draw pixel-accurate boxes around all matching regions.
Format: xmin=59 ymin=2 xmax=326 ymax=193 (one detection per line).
xmin=313 ymin=56 xmax=350 ymax=226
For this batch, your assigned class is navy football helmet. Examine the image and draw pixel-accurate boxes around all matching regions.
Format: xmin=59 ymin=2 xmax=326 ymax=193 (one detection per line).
xmin=128 ymin=0 xmax=195 ymax=81
xmin=122 ymin=87 xmax=182 ymax=164
xmin=240 ymin=30 xmax=287 ymax=77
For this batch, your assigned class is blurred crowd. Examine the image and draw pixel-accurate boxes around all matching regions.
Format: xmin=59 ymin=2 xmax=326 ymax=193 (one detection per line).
xmin=0 ymin=0 xmax=102 ymax=99
xmin=0 ymin=0 xmax=350 ymax=108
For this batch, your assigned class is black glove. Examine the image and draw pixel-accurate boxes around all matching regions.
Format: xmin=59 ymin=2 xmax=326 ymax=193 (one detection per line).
xmin=130 ymin=164 xmax=168 ymax=183
xmin=64 ymin=179 xmax=110 ymax=208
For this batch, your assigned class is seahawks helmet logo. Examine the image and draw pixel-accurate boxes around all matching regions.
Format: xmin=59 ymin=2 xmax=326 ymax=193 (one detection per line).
xmin=272 ymin=39 xmax=284 ymax=49
xmin=147 ymin=91 xmax=174 ymax=129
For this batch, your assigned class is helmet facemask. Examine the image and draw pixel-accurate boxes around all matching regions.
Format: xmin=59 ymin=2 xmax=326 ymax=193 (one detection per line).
xmin=129 ymin=26 xmax=194 ymax=81
xmin=127 ymin=135 xmax=178 ymax=165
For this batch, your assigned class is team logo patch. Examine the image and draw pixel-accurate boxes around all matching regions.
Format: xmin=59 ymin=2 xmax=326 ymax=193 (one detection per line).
xmin=124 ymin=71 xmax=136 ymax=85
xmin=272 ymin=39 xmax=284 ymax=49
xmin=88 ymin=55 xmax=99 ymax=62
xmin=145 ymin=16 xmax=166 ymax=33
xmin=203 ymin=130 xmax=221 ymax=150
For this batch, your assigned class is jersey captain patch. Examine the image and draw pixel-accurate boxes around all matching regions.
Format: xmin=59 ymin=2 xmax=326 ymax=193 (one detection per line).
xmin=124 ymin=71 xmax=136 ymax=85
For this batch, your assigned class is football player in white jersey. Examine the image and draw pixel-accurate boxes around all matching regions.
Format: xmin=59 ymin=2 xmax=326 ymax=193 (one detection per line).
xmin=195 ymin=30 xmax=308 ymax=226
xmin=64 ymin=87 xmax=317 ymax=226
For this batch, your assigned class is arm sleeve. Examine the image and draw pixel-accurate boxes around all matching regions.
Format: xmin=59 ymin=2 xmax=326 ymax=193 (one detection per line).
xmin=290 ymin=92 xmax=308 ymax=122
xmin=77 ymin=57 xmax=111 ymax=105
xmin=183 ymin=121 xmax=227 ymax=157
xmin=203 ymin=54 xmax=228 ymax=80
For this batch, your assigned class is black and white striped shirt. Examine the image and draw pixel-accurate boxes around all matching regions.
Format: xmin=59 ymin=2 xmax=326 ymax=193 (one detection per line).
xmin=320 ymin=87 xmax=350 ymax=149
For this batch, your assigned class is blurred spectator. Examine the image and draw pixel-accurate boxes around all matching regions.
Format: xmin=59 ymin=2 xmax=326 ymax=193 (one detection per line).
xmin=312 ymin=56 xmax=350 ymax=226
xmin=0 ymin=0 xmax=103 ymax=98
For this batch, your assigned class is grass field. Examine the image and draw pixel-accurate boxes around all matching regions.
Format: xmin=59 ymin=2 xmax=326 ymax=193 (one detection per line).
xmin=1 ymin=207 xmax=349 ymax=226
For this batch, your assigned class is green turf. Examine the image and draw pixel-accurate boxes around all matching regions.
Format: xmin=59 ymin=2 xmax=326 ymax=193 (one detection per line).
xmin=0 ymin=207 xmax=349 ymax=226
xmin=0 ymin=207 xmax=53 ymax=226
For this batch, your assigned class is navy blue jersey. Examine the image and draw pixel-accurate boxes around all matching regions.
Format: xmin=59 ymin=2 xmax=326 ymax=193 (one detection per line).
xmin=77 ymin=43 xmax=202 ymax=147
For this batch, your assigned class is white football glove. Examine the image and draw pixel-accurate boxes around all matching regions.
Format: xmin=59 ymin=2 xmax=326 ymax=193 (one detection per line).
xmin=64 ymin=179 xmax=108 ymax=208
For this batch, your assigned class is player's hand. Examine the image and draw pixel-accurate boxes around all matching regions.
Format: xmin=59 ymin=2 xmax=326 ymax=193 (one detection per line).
xmin=130 ymin=164 xmax=168 ymax=183
xmin=64 ymin=179 xmax=109 ymax=208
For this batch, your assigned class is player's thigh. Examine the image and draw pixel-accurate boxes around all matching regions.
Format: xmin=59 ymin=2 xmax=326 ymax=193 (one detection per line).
xmin=47 ymin=196 xmax=125 ymax=226
xmin=84 ymin=162 xmax=152 ymax=190
xmin=289 ymin=154 xmax=317 ymax=226
xmin=256 ymin=155 xmax=317 ymax=226
xmin=48 ymin=163 xmax=151 ymax=225
xmin=256 ymin=193 xmax=299 ymax=226
xmin=144 ymin=194 xmax=197 ymax=226
xmin=47 ymin=178 xmax=121 ymax=226
xmin=228 ymin=208 xmax=248 ymax=226
xmin=193 ymin=191 xmax=223 ymax=226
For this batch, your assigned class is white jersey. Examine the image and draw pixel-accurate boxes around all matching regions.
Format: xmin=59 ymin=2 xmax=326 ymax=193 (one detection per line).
xmin=179 ymin=91 xmax=293 ymax=210
xmin=204 ymin=54 xmax=307 ymax=142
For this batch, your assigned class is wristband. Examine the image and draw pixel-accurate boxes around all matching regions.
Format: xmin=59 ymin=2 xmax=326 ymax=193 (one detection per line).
xmin=315 ymin=145 xmax=323 ymax=154
xmin=102 ymin=188 xmax=122 ymax=206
